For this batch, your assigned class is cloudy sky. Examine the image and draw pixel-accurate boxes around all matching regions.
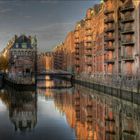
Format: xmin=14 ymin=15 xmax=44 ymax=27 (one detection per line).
xmin=0 ymin=0 xmax=100 ymax=52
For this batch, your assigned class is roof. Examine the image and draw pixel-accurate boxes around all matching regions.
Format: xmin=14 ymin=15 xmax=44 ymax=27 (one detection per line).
xmin=12 ymin=35 xmax=32 ymax=49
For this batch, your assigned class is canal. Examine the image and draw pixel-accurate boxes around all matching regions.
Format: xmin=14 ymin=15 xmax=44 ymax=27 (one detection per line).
xmin=0 ymin=76 xmax=140 ymax=140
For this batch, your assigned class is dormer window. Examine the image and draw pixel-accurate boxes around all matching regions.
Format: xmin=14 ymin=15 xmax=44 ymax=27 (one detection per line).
xmin=22 ymin=43 xmax=27 ymax=48
xmin=16 ymin=43 xmax=18 ymax=48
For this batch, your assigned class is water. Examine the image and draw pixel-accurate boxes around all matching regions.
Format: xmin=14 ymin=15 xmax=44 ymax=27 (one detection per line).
xmin=0 ymin=76 xmax=140 ymax=140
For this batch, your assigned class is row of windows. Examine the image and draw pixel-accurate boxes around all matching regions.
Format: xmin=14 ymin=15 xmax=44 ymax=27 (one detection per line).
xmin=15 ymin=43 xmax=32 ymax=49
xmin=11 ymin=51 xmax=35 ymax=56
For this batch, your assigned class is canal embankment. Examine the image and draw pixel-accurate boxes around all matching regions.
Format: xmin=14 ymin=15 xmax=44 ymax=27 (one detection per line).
xmin=4 ymin=76 xmax=36 ymax=91
xmin=73 ymin=76 xmax=140 ymax=105
xmin=57 ymin=74 xmax=140 ymax=104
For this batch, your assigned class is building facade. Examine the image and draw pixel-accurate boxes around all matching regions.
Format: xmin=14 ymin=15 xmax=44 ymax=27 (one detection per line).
xmin=73 ymin=0 xmax=140 ymax=79
xmin=38 ymin=52 xmax=53 ymax=73
xmin=51 ymin=0 xmax=140 ymax=81
xmin=53 ymin=43 xmax=65 ymax=70
xmin=8 ymin=35 xmax=37 ymax=83
xmin=52 ymin=31 xmax=75 ymax=73
xmin=63 ymin=31 xmax=75 ymax=73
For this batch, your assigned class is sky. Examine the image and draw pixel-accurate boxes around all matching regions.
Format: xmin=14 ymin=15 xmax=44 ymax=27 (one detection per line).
xmin=0 ymin=0 xmax=100 ymax=52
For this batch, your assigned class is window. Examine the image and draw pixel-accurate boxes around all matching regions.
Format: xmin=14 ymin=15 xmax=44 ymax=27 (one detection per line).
xmin=16 ymin=43 xmax=18 ymax=48
xmin=22 ymin=43 xmax=27 ymax=48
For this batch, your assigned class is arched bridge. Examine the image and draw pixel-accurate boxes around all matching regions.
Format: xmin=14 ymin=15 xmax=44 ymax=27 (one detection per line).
xmin=37 ymin=70 xmax=74 ymax=80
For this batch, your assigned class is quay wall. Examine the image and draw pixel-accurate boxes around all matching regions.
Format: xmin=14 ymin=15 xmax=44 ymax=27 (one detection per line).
xmin=73 ymin=78 xmax=140 ymax=105
xmin=54 ymin=75 xmax=140 ymax=105
xmin=4 ymin=77 xmax=35 ymax=91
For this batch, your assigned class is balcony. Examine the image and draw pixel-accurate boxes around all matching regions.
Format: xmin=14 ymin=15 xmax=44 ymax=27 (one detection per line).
xmin=86 ymin=32 xmax=92 ymax=36
xmin=106 ymin=130 xmax=115 ymax=135
xmin=121 ymin=16 xmax=134 ymax=23
xmin=105 ymin=117 xmax=115 ymax=122
xmin=87 ymin=63 xmax=92 ymax=66
xmin=120 ymin=5 xmax=134 ymax=13
xmin=104 ymin=9 xmax=114 ymax=15
xmin=75 ymin=106 xmax=80 ymax=112
xmin=122 ymin=55 xmax=134 ymax=61
xmin=121 ymin=40 xmax=135 ymax=46
xmin=86 ymin=40 xmax=92 ymax=43
xmin=85 ymin=50 xmax=92 ymax=55
xmin=86 ymin=54 xmax=92 ymax=57
xmin=75 ymin=36 xmax=79 ymax=39
xmin=75 ymin=64 xmax=80 ymax=67
xmin=106 ymin=125 xmax=115 ymax=135
xmin=86 ymin=46 xmax=92 ymax=50
xmin=86 ymin=109 xmax=92 ymax=117
xmin=85 ymin=17 xmax=92 ymax=21
xmin=104 ymin=17 xmax=114 ymax=24
xmin=86 ymin=116 xmax=92 ymax=123
xmin=75 ymin=57 xmax=79 ymax=60
xmin=75 ymin=94 xmax=80 ymax=99
xmin=104 ymin=46 xmax=115 ymax=51
xmin=104 ymin=58 xmax=115 ymax=64
xmin=86 ymin=102 xmax=92 ymax=107
xmin=75 ymin=100 xmax=80 ymax=106
xmin=75 ymin=52 xmax=79 ymax=55
xmin=104 ymin=36 xmax=115 ymax=42
xmin=85 ymin=26 xmax=92 ymax=30
xmin=75 ymin=46 xmax=79 ymax=49
xmin=104 ymin=27 xmax=114 ymax=33
xmin=86 ymin=60 xmax=92 ymax=66
xmin=123 ymin=130 xmax=136 ymax=135
xmin=75 ymin=41 xmax=79 ymax=45
xmin=121 ymin=27 xmax=134 ymax=34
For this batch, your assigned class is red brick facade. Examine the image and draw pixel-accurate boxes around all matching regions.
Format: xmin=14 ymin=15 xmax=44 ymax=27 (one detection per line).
xmin=52 ymin=0 xmax=140 ymax=79
xmin=38 ymin=52 xmax=53 ymax=73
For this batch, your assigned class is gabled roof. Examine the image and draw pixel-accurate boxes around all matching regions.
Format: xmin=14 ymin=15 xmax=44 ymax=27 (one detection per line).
xmin=12 ymin=35 xmax=32 ymax=49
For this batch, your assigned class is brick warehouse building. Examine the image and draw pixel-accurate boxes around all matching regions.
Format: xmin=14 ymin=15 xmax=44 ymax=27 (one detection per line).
xmin=51 ymin=0 xmax=140 ymax=83
xmin=8 ymin=35 xmax=37 ymax=83
xmin=53 ymin=31 xmax=75 ymax=73
xmin=53 ymin=43 xmax=65 ymax=70
xmin=38 ymin=52 xmax=54 ymax=73
xmin=73 ymin=0 xmax=140 ymax=79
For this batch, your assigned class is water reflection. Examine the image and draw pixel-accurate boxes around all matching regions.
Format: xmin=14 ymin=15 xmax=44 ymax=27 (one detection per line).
xmin=0 ymin=87 xmax=37 ymax=132
xmin=37 ymin=76 xmax=72 ymax=89
xmin=0 ymin=77 xmax=140 ymax=140
xmin=51 ymin=84 xmax=140 ymax=140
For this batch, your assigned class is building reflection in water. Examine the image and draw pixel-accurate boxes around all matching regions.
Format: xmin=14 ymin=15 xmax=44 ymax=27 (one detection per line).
xmin=0 ymin=87 xmax=37 ymax=132
xmin=45 ymin=84 xmax=140 ymax=140
xmin=0 ymin=78 xmax=140 ymax=140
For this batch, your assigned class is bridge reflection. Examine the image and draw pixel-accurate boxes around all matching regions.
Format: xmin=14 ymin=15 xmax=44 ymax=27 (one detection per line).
xmin=37 ymin=76 xmax=73 ymax=89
